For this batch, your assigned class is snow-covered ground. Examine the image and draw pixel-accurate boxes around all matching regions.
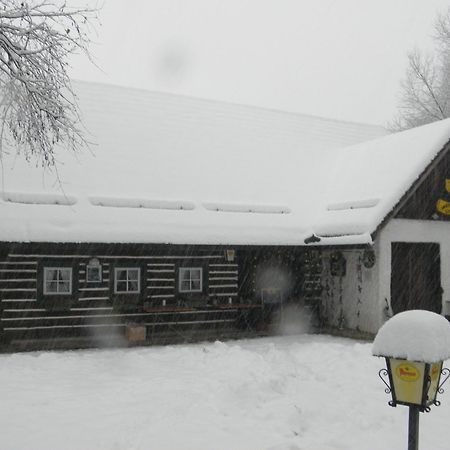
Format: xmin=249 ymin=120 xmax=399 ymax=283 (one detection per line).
xmin=1 ymin=335 xmax=450 ymax=450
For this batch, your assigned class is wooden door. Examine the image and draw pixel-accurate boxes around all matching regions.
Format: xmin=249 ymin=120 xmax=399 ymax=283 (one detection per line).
xmin=391 ymin=242 xmax=442 ymax=314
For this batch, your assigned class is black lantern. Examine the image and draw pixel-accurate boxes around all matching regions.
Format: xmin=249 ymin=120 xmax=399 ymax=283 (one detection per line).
xmin=378 ymin=357 xmax=448 ymax=411
xmin=373 ymin=310 xmax=450 ymax=450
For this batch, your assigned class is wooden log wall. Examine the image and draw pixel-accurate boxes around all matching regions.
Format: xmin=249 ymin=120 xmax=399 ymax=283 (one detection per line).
xmin=0 ymin=244 xmax=255 ymax=348
xmin=208 ymin=263 xmax=239 ymax=304
xmin=147 ymin=262 xmax=176 ymax=305
xmin=145 ymin=256 xmax=238 ymax=306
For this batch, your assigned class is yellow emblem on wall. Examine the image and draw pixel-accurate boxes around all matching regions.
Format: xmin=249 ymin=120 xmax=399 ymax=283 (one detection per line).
xmin=436 ymin=179 xmax=450 ymax=216
xmin=436 ymin=198 xmax=450 ymax=216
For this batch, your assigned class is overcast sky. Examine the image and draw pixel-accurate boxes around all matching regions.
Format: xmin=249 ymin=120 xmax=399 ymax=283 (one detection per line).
xmin=70 ymin=0 xmax=450 ymax=126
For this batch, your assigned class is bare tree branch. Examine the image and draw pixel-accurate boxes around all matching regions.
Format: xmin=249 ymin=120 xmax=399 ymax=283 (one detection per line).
xmin=390 ymin=7 xmax=450 ymax=131
xmin=0 ymin=0 xmax=98 ymax=166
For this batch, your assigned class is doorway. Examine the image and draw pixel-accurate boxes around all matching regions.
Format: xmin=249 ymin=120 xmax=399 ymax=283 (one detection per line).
xmin=390 ymin=242 xmax=442 ymax=314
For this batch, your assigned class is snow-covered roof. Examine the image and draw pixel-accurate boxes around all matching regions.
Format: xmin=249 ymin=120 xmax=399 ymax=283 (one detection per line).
xmin=313 ymin=118 xmax=450 ymax=241
xmin=1 ymin=81 xmax=447 ymax=246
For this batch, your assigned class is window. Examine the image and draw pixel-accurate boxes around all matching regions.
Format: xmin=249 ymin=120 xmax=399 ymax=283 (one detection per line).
xmin=179 ymin=267 xmax=203 ymax=293
xmin=114 ymin=268 xmax=140 ymax=293
xmin=86 ymin=264 xmax=102 ymax=283
xmin=44 ymin=267 xmax=72 ymax=295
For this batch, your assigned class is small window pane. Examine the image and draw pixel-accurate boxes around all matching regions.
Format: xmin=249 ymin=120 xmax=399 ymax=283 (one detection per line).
xmin=47 ymin=269 xmax=58 ymax=282
xmin=60 ymin=270 xmax=71 ymax=282
xmin=59 ymin=282 xmax=70 ymax=293
xmin=46 ymin=281 xmax=57 ymax=293
xmin=114 ymin=268 xmax=140 ymax=294
xmin=116 ymin=269 xmax=127 ymax=281
xmin=179 ymin=268 xmax=203 ymax=293
xmin=116 ymin=281 xmax=127 ymax=292
xmin=44 ymin=267 xmax=72 ymax=295
xmin=129 ymin=280 xmax=139 ymax=291
xmin=180 ymin=271 xmax=190 ymax=282
xmin=128 ymin=270 xmax=139 ymax=281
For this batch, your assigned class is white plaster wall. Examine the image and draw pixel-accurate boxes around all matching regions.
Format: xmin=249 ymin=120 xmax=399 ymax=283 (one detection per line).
xmin=378 ymin=218 xmax=450 ymax=320
xmin=320 ymin=244 xmax=380 ymax=334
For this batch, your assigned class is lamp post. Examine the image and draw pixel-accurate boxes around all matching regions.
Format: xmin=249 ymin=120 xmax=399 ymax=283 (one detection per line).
xmin=373 ymin=310 xmax=450 ymax=450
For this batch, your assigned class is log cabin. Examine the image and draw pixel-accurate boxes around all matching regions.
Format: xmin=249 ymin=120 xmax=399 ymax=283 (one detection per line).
xmin=1 ymin=81 xmax=449 ymax=350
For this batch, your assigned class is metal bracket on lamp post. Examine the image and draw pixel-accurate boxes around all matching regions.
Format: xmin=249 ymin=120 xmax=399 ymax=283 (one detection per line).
xmin=434 ymin=368 xmax=450 ymax=406
xmin=378 ymin=368 xmax=396 ymax=407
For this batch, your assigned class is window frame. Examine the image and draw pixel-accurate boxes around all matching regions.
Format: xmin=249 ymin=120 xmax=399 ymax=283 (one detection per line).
xmin=178 ymin=267 xmax=203 ymax=293
xmin=43 ymin=267 xmax=73 ymax=296
xmin=86 ymin=264 xmax=102 ymax=283
xmin=114 ymin=267 xmax=141 ymax=294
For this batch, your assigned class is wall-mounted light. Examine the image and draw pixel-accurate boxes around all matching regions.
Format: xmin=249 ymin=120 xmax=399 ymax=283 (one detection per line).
xmin=225 ymin=249 xmax=235 ymax=262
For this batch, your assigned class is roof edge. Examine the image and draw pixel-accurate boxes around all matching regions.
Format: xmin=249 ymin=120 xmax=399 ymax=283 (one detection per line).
xmin=371 ymin=137 xmax=450 ymax=240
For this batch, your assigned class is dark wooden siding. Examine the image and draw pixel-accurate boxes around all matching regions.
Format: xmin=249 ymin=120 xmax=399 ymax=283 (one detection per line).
xmin=396 ymin=148 xmax=450 ymax=220
xmin=0 ymin=242 xmax=254 ymax=348
xmin=207 ymin=262 xmax=239 ymax=303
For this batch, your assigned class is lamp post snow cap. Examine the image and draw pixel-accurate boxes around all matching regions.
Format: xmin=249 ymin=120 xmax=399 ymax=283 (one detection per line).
xmin=372 ymin=310 xmax=450 ymax=363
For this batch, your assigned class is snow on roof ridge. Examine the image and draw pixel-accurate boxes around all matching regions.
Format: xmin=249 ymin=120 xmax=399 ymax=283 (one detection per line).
xmin=203 ymin=202 xmax=291 ymax=214
xmin=89 ymin=196 xmax=195 ymax=211
xmin=2 ymin=191 xmax=76 ymax=206
xmin=327 ymin=199 xmax=380 ymax=211
xmin=73 ymin=79 xmax=386 ymax=132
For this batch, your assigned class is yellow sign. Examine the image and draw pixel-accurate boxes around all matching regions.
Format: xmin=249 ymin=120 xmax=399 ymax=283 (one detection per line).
xmin=436 ymin=199 xmax=450 ymax=216
xmin=390 ymin=359 xmax=425 ymax=405
xmin=436 ymin=179 xmax=450 ymax=216
xmin=396 ymin=363 xmax=420 ymax=382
